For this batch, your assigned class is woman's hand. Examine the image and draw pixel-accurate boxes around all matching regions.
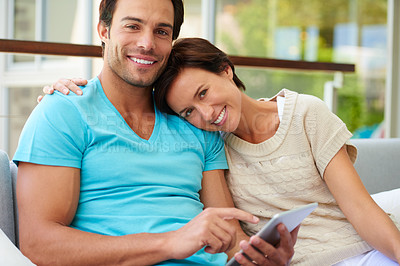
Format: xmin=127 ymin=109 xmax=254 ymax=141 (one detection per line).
xmin=234 ymin=224 xmax=298 ymax=266
xmin=37 ymin=78 xmax=87 ymax=103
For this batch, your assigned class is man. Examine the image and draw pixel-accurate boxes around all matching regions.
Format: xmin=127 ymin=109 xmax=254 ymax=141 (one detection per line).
xmin=14 ymin=0 xmax=296 ymax=265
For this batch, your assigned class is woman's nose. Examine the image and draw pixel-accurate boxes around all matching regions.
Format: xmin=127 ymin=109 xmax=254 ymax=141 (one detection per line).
xmin=198 ymin=104 xmax=214 ymax=122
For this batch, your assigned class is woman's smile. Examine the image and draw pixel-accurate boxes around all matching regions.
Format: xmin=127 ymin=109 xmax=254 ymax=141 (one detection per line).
xmin=212 ymin=106 xmax=227 ymax=126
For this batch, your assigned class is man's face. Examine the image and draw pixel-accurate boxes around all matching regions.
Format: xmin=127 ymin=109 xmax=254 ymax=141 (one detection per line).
xmin=101 ymin=0 xmax=174 ymax=88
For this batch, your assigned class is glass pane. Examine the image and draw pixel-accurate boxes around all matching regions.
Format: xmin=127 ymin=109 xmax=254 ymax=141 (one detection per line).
xmin=13 ymin=0 xmax=36 ymax=63
xmin=236 ymin=67 xmax=364 ymax=133
xmin=216 ymin=0 xmax=387 ymax=138
xmin=43 ymin=0 xmax=79 ymax=61
xmin=236 ymin=67 xmax=333 ymax=100
xmin=8 ymin=86 xmax=43 ymax=158
xmin=180 ymin=0 xmax=203 ymax=38
xmin=45 ymin=0 xmax=78 ymax=43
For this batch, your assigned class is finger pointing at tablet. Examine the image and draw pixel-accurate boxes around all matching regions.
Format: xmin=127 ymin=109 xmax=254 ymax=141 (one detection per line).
xmin=166 ymin=207 xmax=259 ymax=260
xmin=215 ymin=207 xmax=259 ymax=223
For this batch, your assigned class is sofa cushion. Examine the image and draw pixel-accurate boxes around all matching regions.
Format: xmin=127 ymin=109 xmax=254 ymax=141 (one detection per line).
xmin=0 ymin=228 xmax=35 ymax=265
xmin=352 ymin=138 xmax=400 ymax=194
xmin=0 ymin=150 xmax=15 ymax=245
xmin=10 ymin=160 xmax=19 ymax=247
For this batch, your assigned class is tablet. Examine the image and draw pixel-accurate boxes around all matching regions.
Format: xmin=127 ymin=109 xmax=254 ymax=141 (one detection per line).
xmin=226 ymin=202 xmax=318 ymax=266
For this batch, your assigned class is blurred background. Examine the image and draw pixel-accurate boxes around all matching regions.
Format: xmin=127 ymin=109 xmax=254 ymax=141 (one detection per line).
xmin=0 ymin=0 xmax=398 ymax=157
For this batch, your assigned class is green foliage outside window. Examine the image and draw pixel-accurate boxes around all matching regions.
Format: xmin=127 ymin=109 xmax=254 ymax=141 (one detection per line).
xmin=216 ymin=0 xmax=387 ymax=136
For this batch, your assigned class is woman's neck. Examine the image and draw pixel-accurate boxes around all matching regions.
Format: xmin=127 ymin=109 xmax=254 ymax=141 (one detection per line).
xmin=233 ymin=93 xmax=280 ymax=144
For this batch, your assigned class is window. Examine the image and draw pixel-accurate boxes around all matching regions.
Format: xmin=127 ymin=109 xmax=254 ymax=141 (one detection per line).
xmin=1 ymin=0 xmax=92 ymax=157
xmin=13 ymin=0 xmax=35 ymax=63
xmin=180 ymin=0 xmax=203 ymax=38
xmin=10 ymin=0 xmax=82 ymax=65
xmin=215 ymin=0 xmax=387 ymax=137
xmin=8 ymin=86 xmax=43 ymax=157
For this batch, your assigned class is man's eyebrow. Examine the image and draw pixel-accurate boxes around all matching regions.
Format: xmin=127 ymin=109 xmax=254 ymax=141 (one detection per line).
xmin=121 ymin=16 xmax=173 ymax=30
xmin=121 ymin=16 xmax=143 ymax=23
xmin=158 ymin=23 xmax=173 ymax=30
xmin=177 ymin=85 xmax=205 ymax=116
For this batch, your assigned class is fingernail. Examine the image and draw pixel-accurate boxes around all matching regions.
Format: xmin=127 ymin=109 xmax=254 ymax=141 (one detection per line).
xmin=241 ymin=242 xmax=249 ymax=250
xmin=63 ymin=89 xmax=69 ymax=94
xmin=236 ymin=253 xmax=243 ymax=261
xmin=253 ymin=216 xmax=259 ymax=223
xmin=77 ymin=90 xmax=82 ymax=95
xmin=250 ymin=236 xmax=260 ymax=245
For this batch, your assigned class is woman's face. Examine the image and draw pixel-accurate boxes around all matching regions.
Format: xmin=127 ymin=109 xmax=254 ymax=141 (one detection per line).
xmin=166 ymin=66 xmax=242 ymax=132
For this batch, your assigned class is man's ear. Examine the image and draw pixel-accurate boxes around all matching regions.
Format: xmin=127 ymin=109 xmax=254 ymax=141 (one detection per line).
xmin=98 ymin=22 xmax=109 ymax=44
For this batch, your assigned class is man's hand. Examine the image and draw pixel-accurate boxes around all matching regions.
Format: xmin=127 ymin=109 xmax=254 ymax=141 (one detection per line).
xmin=37 ymin=78 xmax=87 ymax=103
xmin=234 ymin=224 xmax=298 ymax=266
xmin=167 ymin=207 xmax=259 ymax=260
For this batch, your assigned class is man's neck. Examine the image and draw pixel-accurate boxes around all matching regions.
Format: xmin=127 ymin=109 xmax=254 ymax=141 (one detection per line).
xmin=97 ymin=71 xmax=156 ymax=140
xmin=98 ymin=70 xmax=154 ymax=112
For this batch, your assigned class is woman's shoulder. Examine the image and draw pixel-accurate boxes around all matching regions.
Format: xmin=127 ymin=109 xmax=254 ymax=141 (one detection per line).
xmin=290 ymin=91 xmax=330 ymax=113
xmin=260 ymin=89 xmax=331 ymax=117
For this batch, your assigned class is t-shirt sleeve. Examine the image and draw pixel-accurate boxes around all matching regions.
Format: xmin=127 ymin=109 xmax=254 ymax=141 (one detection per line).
xmin=202 ymin=131 xmax=229 ymax=172
xmin=303 ymin=95 xmax=357 ymax=178
xmin=13 ymin=94 xmax=87 ymax=168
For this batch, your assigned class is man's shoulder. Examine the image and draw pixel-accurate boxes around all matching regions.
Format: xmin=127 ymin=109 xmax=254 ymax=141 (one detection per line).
xmin=158 ymin=112 xmax=222 ymax=148
xmin=28 ymin=79 xmax=102 ymax=127
xmin=40 ymin=77 xmax=100 ymax=110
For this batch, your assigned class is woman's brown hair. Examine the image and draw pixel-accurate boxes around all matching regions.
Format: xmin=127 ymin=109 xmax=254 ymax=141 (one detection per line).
xmin=154 ymin=38 xmax=245 ymax=115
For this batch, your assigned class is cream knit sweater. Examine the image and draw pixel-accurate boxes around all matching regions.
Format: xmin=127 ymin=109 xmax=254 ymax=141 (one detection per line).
xmin=223 ymin=89 xmax=373 ymax=265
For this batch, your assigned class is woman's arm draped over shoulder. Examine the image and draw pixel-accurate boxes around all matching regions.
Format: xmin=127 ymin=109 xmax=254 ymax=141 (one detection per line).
xmin=38 ymin=78 xmax=87 ymax=102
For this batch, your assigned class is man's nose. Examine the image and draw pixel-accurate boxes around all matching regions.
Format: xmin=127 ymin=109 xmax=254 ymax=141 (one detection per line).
xmin=137 ymin=30 xmax=155 ymax=51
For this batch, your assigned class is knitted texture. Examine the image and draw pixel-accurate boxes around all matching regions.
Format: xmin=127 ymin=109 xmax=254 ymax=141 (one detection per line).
xmin=222 ymin=89 xmax=372 ymax=266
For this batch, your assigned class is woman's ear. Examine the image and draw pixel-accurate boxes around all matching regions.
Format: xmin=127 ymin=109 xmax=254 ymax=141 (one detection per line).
xmin=223 ymin=65 xmax=234 ymax=80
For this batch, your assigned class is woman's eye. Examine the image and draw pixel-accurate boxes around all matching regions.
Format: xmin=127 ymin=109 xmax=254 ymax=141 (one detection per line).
xmin=184 ymin=108 xmax=193 ymax=117
xmin=199 ymin=89 xmax=207 ymax=98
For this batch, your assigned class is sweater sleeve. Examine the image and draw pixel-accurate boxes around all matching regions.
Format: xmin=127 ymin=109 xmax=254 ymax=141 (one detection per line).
xmin=302 ymin=94 xmax=357 ymax=178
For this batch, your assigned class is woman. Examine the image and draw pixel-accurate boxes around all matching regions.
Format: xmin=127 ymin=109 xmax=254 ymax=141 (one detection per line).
xmin=45 ymin=38 xmax=400 ymax=265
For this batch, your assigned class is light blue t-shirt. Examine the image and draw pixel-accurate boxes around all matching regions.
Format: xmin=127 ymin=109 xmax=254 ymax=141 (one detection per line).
xmin=14 ymin=77 xmax=229 ymax=265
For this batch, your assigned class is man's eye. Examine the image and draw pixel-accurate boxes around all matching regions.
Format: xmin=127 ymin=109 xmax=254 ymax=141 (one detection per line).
xmin=157 ymin=29 xmax=168 ymax=36
xmin=127 ymin=25 xmax=139 ymax=30
xmin=199 ymin=89 xmax=207 ymax=98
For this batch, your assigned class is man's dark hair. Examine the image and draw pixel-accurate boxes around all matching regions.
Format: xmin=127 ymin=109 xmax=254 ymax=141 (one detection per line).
xmin=154 ymin=38 xmax=246 ymax=115
xmin=99 ymin=0 xmax=184 ymax=50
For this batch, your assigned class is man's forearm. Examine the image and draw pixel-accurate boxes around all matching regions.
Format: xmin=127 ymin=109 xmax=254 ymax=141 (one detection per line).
xmin=20 ymin=224 xmax=175 ymax=266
